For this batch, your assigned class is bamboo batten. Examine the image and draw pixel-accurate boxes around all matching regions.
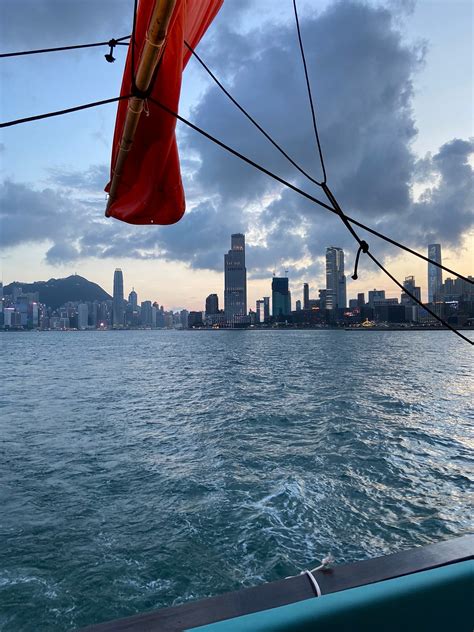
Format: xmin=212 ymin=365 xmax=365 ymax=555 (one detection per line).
xmin=105 ymin=0 xmax=177 ymax=216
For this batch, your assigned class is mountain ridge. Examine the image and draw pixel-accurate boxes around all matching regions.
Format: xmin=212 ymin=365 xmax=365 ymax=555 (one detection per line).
xmin=3 ymin=275 xmax=111 ymax=310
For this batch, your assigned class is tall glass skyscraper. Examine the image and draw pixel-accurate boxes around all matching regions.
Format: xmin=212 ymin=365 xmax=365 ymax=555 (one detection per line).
xmin=303 ymin=283 xmax=310 ymax=310
xmin=428 ymin=244 xmax=442 ymax=303
xmin=272 ymin=277 xmax=291 ymax=317
xmin=224 ymin=234 xmax=247 ymax=324
xmin=325 ymin=247 xmax=346 ymax=310
xmin=112 ymin=268 xmax=124 ymax=327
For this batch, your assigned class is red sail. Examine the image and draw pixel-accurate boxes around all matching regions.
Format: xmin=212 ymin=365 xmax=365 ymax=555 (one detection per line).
xmin=105 ymin=0 xmax=223 ymax=225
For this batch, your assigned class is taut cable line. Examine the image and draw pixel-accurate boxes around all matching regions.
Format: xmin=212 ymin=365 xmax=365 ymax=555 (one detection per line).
xmin=0 ymin=35 xmax=131 ymax=58
xmin=0 ymin=96 xmax=131 ymax=128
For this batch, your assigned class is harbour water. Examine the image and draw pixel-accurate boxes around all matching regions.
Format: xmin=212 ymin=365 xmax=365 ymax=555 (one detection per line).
xmin=1 ymin=330 xmax=472 ymax=631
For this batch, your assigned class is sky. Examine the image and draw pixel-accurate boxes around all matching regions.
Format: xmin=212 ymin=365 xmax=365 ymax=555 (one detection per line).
xmin=0 ymin=0 xmax=473 ymax=311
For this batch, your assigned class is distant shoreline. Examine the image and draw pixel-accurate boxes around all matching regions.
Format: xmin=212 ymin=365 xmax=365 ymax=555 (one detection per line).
xmin=2 ymin=326 xmax=473 ymax=333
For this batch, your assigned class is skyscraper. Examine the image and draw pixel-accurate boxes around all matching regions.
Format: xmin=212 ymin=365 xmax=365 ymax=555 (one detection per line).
xmin=205 ymin=293 xmax=219 ymax=315
xmin=303 ymin=283 xmax=310 ymax=310
xmin=263 ymin=297 xmax=270 ymax=322
xmin=428 ymin=244 xmax=442 ymax=303
xmin=272 ymin=277 xmax=291 ymax=317
xmin=112 ymin=268 xmax=124 ymax=327
xmin=224 ymin=234 xmax=247 ymax=323
xmin=128 ymin=288 xmax=138 ymax=310
xmin=325 ymin=247 xmax=346 ymax=310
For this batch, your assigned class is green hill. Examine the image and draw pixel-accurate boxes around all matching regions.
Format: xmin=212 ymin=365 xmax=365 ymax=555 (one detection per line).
xmin=4 ymin=275 xmax=111 ymax=310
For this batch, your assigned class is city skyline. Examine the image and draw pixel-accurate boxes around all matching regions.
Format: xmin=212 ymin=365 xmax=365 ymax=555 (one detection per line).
xmin=1 ymin=239 xmax=470 ymax=314
xmin=3 ymin=236 xmax=472 ymax=330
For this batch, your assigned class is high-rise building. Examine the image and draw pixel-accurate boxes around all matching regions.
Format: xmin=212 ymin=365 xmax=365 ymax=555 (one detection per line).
xmin=296 ymin=299 xmax=302 ymax=311
xmin=401 ymin=276 xmax=421 ymax=305
xmin=326 ymin=247 xmax=346 ymax=310
xmin=357 ymin=292 xmax=365 ymax=308
xmin=263 ymin=297 xmax=270 ymax=322
xmin=112 ymin=268 xmax=124 ymax=327
xmin=205 ymin=293 xmax=219 ymax=315
xmin=128 ymin=288 xmax=138 ymax=310
xmin=224 ymin=234 xmax=247 ymax=323
xmin=428 ymin=244 xmax=442 ymax=303
xmin=401 ymin=275 xmax=421 ymax=322
xmin=256 ymin=299 xmax=264 ymax=324
xmin=368 ymin=289 xmax=385 ymax=308
xmin=77 ymin=303 xmax=89 ymax=329
xmin=272 ymin=277 xmax=291 ymax=317
xmin=141 ymin=300 xmax=153 ymax=327
xmin=303 ymin=283 xmax=310 ymax=310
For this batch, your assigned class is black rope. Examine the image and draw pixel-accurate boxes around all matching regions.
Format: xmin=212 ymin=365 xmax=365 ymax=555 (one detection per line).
xmin=292 ymin=0 xmax=327 ymax=185
xmin=148 ymin=97 xmax=472 ymax=345
xmin=0 ymin=95 xmax=131 ymax=129
xmin=184 ymin=40 xmax=322 ymax=188
xmin=366 ymin=251 xmax=473 ymax=345
xmin=292 ymin=0 xmax=372 ymax=280
xmin=0 ymin=35 xmax=130 ymax=58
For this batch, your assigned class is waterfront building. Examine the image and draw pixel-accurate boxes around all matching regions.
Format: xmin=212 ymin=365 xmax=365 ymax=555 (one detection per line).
xmin=263 ymin=297 xmax=270 ymax=322
xmin=349 ymin=299 xmax=358 ymax=309
xmin=303 ymin=283 xmax=310 ymax=310
xmin=180 ymin=309 xmax=189 ymax=329
xmin=319 ymin=289 xmax=327 ymax=310
xmin=401 ymin=276 xmax=421 ymax=322
xmin=141 ymin=300 xmax=153 ymax=327
xmin=256 ymin=299 xmax=264 ymax=324
xmin=357 ymin=292 xmax=365 ymax=308
xmin=112 ymin=268 xmax=125 ymax=327
xmin=326 ymin=247 xmax=346 ymax=310
xmin=77 ymin=303 xmax=88 ymax=330
xmin=368 ymin=289 xmax=385 ymax=308
xmin=3 ymin=307 xmax=14 ymax=327
xmin=188 ymin=311 xmax=203 ymax=328
xmin=296 ymin=300 xmax=302 ymax=311
xmin=224 ymin=234 xmax=247 ymax=324
xmin=401 ymin=276 xmax=421 ymax=305
xmin=205 ymin=293 xmax=219 ymax=315
xmin=272 ymin=277 xmax=291 ymax=317
xmin=428 ymin=244 xmax=443 ymax=303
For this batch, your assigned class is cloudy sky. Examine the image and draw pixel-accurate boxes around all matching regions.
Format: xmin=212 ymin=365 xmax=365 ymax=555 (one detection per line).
xmin=1 ymin=0 xmax=472 ymax=310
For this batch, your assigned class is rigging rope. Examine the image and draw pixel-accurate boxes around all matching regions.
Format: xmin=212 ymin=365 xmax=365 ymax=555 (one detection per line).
xmin=184 ymin=41 xmax=322 ymax=189
xmin=0 ymin=96 xmax=130 ymax=128
xmin=292 ymin=0 xmax=327 ymax=185
xmin=147 ymin=96 xmax=473 ymax=346
xmin=292 ymin=0 xmax=371 ymax=280
xmin=0 ymin=36 xmax=130 ymax=58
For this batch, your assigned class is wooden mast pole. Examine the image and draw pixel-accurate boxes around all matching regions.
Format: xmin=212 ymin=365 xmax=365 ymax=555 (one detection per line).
xmin=105 ymin=0 xmax=177 ymax=217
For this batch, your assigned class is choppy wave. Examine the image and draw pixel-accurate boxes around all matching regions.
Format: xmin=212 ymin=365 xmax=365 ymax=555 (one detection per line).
xmin=0 ymin=329 xmax=472 ymax=630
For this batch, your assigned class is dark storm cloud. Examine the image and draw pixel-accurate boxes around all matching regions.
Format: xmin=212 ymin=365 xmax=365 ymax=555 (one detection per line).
xmin=409 ymin=138 xmax=474 ymax=243
xmin=0 ymin=180 xmax=73 ymax=247
xmin=49 ymin=164 xmax=109 ymax=191
xmin=2 ymin=1 xmax=472 ymax=280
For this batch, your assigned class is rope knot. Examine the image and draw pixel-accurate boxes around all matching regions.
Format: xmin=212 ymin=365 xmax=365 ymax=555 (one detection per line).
xmin=105 ymin=39 xmax=117 ymax=63
xmin=352 ymin=241 xmax=370 ymax=280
